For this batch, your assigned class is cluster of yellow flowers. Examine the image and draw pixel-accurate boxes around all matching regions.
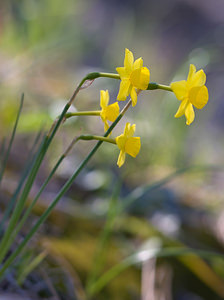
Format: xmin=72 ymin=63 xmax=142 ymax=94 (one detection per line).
xmin=70 ymin=49 xmax=208 ymax=167
xmin=98 ymin=48 xmax=151 ymax=167
xmin=97 ymin=48 xmax=209 ymax=167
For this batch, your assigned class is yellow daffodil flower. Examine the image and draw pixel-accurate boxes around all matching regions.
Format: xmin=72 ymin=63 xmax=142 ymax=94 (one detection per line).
xmin=171 ymin=64 xmax=209 ymax=125
xmin=115 ymin=122 xmax=141 ymax=167
xmin=116 ymin=48 xmax=150 ymax=107
xmin=100 ymin=90 xmax=120 ymax=132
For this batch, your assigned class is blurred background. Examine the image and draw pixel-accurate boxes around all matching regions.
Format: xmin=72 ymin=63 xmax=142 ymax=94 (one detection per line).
xmin=0 ymin=0 xmax=224 ymax=299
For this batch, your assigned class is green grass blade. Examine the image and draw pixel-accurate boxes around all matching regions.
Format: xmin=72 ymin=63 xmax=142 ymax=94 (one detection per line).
xmin=17 ymin=251 xmax=47 ymax=285
xmin=0 ymin=94 xmax=24 ymax=184
xmin=0 ymin=137 xmax=6 ymax=168
xmin=0 ymin=130 xmax=44 ymax=235
xmin=0 ymin=134 xmax=48 ymax=262
xmin=5 ymin=153 xmax=66 ymax=248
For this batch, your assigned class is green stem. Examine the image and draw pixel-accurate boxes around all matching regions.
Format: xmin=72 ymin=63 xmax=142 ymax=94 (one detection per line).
xmin=65 ymin=111 xmax=101 ymax=119
xmin=0 ymin=94 xmax=24 ymax=184
xmin=147 ymin=82 xmax=173 ymax=92
xmin=0 ymin=99 xmax=132 ymax=279
xmin=78 ymin=135 xmax=116 ymax=144
xmin=98 ymin=73 xmax=120 ymax=80
xmin=0 ymin=71 xmax=119 ymax=264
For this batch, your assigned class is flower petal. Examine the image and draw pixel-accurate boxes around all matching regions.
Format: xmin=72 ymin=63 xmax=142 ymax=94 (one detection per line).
xmin=117 ymin=79 xmax=131 ymax=101
xmin=175 ymin=99 xmax=188 ymax=118
xmin=190 ymin=69 xmax=206 ymax=87
xmin=117 ymin=150 xmax=126 ymax=167
xmin=115 ymin=134 xmax=126 ymax=151
xmin=100 ymin=90 xmax=109 ymax=108
xmin=189 ymin=86 xmax=209 ymax=109
xmin=104 ymin=102 xmax=120 ymax=122
xmin=116 ymin=67 xmax=129 ymax=79
xmin=125 ymin=137 xmax=141 ymax=157
xmin=187 ymin=64 xmax=196 ymax=82
xmin=133 ymin=57 xmax=143 ymax=69
xmin=124 ymin=48 xmax=134 ymax=71
xmin=103 ymin=120 xmax=109 ymax=132
xmin=171 ymin=80 xmax=188 ymax=100
xmin=124 ymin=122 xmax=136 ymax=138
xmin=130 ymin=67 xmax=150 ymax=90
xmin=130 ymin=87 xmax=138 ymax=107
xmin=185 ymin=103 xmax=195 ymax=125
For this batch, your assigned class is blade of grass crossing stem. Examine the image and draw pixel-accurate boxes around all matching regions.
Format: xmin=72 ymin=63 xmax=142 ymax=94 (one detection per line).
xmin=89 ymin=247 xmax=224 ymax=296
xmin=0 ymin=94 xmax=24 ymax=185
xmin=0 ymin=129 xmax=44 ymax=235
xmin=86 ymin=180 xmax=122 ymax=293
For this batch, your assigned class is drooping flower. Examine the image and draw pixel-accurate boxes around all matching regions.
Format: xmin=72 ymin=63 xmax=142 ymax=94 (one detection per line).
xmin=171 ymin=64 xmax=209 ymax=125
xmin=116 ymin=48 xmax=150 ymax=107
xmin=100 ymin=90 xmax=120 ymax=132
xmin=115 ymin=122 xmax=141 ymax=167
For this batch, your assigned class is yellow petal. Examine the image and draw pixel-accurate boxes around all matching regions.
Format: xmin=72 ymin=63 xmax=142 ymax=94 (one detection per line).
xmin=187 ymin=64 xmax=196 ymax=82
xmin=171 ymin=80 xmax=188 ymax=100
xmin=117 ymin=150 xmax=126 ymax=167
xmin=124 ymin=122 xmax=136 ymax=138
xmin=115 ymin=134 xmax=126 ymax=151
xmin=190 ymin=69 xmax=206 ymax=87
xmin=175 ymin=99 xmax=188 ymax=118
xmin=100 ymin=90 xmax=109 ymax=109
xmin=189 ymin=86 xmax=209 ymax=109
xmin=117 ymin=79 xmax=131 ymax=101
xmin=130 ymin=67 xmax=150 ymax=90
xmin=104 ymin=102 xmax=120 ymax=122
xmin=116 ymin=67 xmax=129 ymax=79
xmin=185 ymin=103 xmax=195 ymax=125
xmin=125 ymin=137 xmax=141 ymax=157
xmin=133 ymin=57 xmax=143 ymax=69
xmin=130 ymin=87 xmax=138 ymax=107
xmin=124 ymin=48 xmax=134 ymax=71
xmin=104 ymin=120 xmax=109 ymax=132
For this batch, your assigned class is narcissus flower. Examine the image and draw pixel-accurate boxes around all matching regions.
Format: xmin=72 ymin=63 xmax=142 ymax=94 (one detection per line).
xmin=115 ymin=122 xmax=141 ymax=167
xmin=116 ymin=48 xmax=150 ymax=107
xmin=100 ymin=90 xmax=120 ymax=132
xmin=171 ymin=64 xmax=209 ymax=125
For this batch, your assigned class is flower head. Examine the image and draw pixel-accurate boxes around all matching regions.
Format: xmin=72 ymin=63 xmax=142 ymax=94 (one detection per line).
xmin=100 ymin=90 xmax=120 ymax=132
xmin=116 ymin=48 xmax=150 ymax=107
xmin=115 ymin=122 xmax=141 ymax=167
xmin=171 ymin=64 xmax=209 ymax=125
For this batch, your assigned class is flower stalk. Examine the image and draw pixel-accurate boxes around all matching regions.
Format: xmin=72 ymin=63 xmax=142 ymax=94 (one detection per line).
xmin=0 ymin=99 xmax=132 ymax=279
xmin=65 ymin=111 xmax=101 ymax=118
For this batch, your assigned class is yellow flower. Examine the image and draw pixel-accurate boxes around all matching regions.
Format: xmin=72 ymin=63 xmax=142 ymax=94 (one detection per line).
xmin=116 ymin=48 xmax=150 ymax=107
xmin=115 ymin=122 xmax=141 ymax=167
xmin=100 ymin=90 xmax=120 ymax=132
xmin=171 ymin=64 xmax=209 ymax=125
